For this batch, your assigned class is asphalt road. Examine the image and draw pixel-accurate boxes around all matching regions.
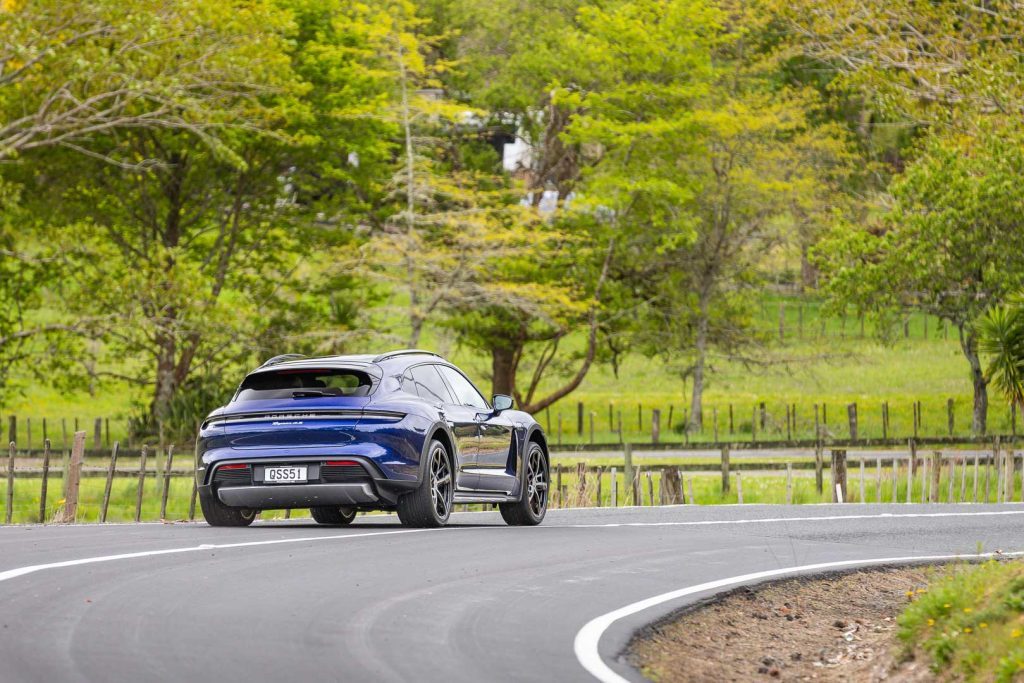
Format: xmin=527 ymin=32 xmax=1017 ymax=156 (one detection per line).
xmin=2 ymin=504 xmax=1023 ymax=683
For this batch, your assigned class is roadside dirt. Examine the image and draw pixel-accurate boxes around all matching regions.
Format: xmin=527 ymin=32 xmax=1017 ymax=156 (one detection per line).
xmin=627 ymin=566 xmax=947 ymax=682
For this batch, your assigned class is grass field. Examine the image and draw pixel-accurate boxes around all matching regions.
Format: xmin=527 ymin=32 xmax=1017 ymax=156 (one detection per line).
xmin=0 ymin=295 xmax=1010 ymax=447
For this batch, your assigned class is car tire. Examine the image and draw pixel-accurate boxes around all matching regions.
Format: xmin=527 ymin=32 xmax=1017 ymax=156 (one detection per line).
xmin=500 ymin=441 xmax=548 ymax=526
xmin=200 ymin=490 xmax=257 ymax=527
xmin=396 ymin=439 xmax=453 ymax=528
xmin=310 ymin=506 xmax=357 ymax=525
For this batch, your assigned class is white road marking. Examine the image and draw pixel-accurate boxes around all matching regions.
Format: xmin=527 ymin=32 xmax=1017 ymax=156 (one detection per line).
xmin=0 ymin=528 xmax=437 ymax=584
xmin=573 ymin=550 xmax=1024 ymax=683
xmin=551 ymin=509 xmax=1024 ymax=528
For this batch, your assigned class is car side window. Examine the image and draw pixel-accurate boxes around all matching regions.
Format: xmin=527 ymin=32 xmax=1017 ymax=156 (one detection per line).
xmin=437 ymin=366 xmax=489 ymax=411
xmin=411 ymin=365 xmax=454 ymax=405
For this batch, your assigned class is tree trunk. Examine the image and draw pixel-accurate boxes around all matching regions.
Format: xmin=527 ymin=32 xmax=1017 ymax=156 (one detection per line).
xmin=688 ymin=297 xmax=709 ymax=431
xmin=151 ymin=332 xmax=177 ymax=430
xmin=958 ymin=323 xmax=988 ymax=435
xmin=800 ymin=242 xmax=816 ymax=292
xmin=491 ymin=346 xmax=517 ymax=397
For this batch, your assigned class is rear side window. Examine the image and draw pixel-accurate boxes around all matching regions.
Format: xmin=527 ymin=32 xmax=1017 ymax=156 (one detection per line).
xmin=236 ymin=368 xmax=372 ymax=401
xmin=410 ymin=365 xmax=453 ymax=404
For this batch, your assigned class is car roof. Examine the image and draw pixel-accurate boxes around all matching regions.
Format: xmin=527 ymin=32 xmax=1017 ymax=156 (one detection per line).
xmin=249 ymin=350 xmax=447 ymax=375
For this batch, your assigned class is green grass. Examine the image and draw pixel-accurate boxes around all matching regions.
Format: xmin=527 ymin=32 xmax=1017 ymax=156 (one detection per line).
xmin=0 ymin=294 xmax=1012 ymax=447
xmin=898 ymin=560 xmax=1024 ymax=681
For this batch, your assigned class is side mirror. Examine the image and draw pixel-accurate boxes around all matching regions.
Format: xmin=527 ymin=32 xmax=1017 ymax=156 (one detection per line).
xmin=492 ymin=394 xmax=514 ymax=412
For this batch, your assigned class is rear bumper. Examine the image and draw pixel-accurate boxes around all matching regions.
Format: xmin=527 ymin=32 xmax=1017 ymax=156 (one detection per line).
xmin=217 ymin=483 xmax=377 ymax=509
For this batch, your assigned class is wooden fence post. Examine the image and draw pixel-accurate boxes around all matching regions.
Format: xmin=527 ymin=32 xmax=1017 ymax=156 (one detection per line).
xmin=735 ymin=471 xmax=743 ymax=503
xmin=135 ymin=445 xmax=148 ymax=522
xmin=637 ymin=404 xmax=642 ymax=431
xmin=814 ymin=441 xmax=824 ymax=495
xmin=905 ymin=456 xmax=913 ymax=504
xmin=667 ymin=405 xmax=674 ymax=430
xmin=646 ymin=471 xmax=654 ymax=506
xmin=5 ymin=441 xmax=14 ymax=524
xmin=617 ymin=411 xmax=623 ymax=444
xmin=623 ymin=443 xmax=634 ymax=505
xmin=577 ymin=402 xmax=584 ymax=436
xmin=786 ymin=463 xmax=793 ymax=504
xmin=7 ymin=415 xmax=15 ymax=449
xmin=973 ymin=454 xmax=979 ymax=503
xmin=60 ymin=419 xmax=68 ymax=496
xmin=995 ymin=438 xmax=1003 ymax=503
xmin=831 ymin=449 xmax=847 ymax=503
xmin=930 ymin=451 xmax=941 ymax=503
xmin=651 ymin=409 xmax=661 ymax=445
xmin=633 ymin=466 xmax=642 ymax=506
xmin=160 ymin=445 xmax=174 ymax=519
xmin=729 ymin=404 xmax=734 ymax=434
xmin=891 ymin=457 xmax=898 ymax=503
xmin=947 ymin=399 xmax=954 ymax=437
xmin=556 ymin=464 xmax=563 ymax=508
xmin=786 ymin=404 xmax=792 ymax=441
xmin=847 ymin=403 xmax=858 ymax=441
xmin=93 ymin=418 xmax=102 ymax=450
xmin=611 ymin=467 xmax=618 ymax=507
xmin=875 ymin=457 xmax=882 ymax=503
xmin=188 ymin=477 xmax=199 ymax=521
xmin=947 ymin=457 xmax=955 ymax=503
xmin=663 ymin=467 xmax=682 ymax=505
xmin=759 ymin=402 xmax=767 ymax=431
xmin=959 ymin=456 xmax=967 ymax=503
xmin=882 ymin=402 xmax=889 ymax=440
xmin=100 ymin=442 xmax=119 ymax=523
xmin=596 ymin=466 xmax=603 ymax=507
xmin=59 ymin=431 xmax=86 ymax=523
xmin=39 ymin=439 xmax=51 ymax=523
xmin=720 ymin=446 xmax=730 ymax=493
xmin=859 ymin=458 xmax=865 ymax=503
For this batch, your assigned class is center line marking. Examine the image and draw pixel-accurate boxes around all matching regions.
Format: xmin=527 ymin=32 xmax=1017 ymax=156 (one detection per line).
xmin=0 ymin=527 xmax=439 ymax=584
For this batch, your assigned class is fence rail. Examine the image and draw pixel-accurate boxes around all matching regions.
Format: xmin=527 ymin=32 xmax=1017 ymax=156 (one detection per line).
xmin=2 ymin=435 xmax=1021 ymax=525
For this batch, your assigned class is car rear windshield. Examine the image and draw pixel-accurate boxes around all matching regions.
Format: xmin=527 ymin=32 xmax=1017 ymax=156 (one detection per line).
xmin=235 ymin=368 xmax=373 ymax=401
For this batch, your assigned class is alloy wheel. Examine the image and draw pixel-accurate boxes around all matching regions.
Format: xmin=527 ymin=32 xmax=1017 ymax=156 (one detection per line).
xmin=526 ymin=447 xmax=548 ymax=516
xmin=429 ymin=446 xmax=452 ymax=519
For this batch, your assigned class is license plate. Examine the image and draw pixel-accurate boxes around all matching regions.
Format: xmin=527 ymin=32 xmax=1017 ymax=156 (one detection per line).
xmin=265 ymin=466 xmax=307 ymax=484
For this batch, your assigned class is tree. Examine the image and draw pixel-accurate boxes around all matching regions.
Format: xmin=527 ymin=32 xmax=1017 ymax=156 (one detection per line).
xmin=979 ymin=300 xmax=1024 ymax=422
xmin=770 ymin=0 xmax=1024 ymax=130
xmin=0 ymin=0 xmax=293 ymax=163
xmin=8 ymin=0 xmax=389 ymax=432
xmin=817 ymin=128 xmax=1024 ymax=434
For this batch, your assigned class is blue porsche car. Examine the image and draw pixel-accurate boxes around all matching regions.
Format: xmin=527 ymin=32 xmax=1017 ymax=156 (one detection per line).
xmin=196 ymin=350 xmax=550 ymax=528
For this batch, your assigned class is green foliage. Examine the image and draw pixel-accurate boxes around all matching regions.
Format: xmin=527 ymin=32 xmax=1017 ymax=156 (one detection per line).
xmin=979 ymin=299 xmax=1024 ymax=419
xmin=898 ymin=561 xmax=1024 ymax=682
